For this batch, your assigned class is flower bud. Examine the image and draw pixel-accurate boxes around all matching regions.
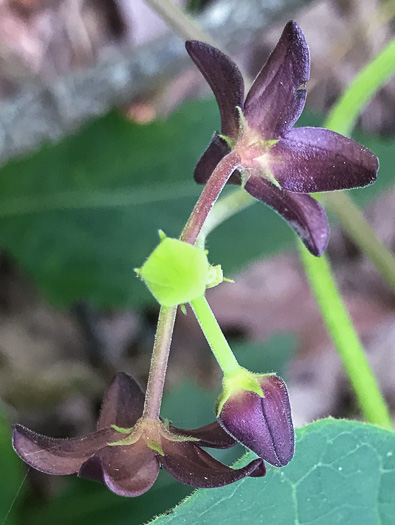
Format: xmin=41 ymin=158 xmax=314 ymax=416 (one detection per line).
xmin=136 ymin=233 xmax=210 ymax=306
xmin=217 ymin=373 xmax=294 ymax=467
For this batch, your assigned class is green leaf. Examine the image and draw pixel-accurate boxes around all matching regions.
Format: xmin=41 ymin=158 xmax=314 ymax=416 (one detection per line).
xmin=0 ymin=102 xmax=213 ymax=308
xmin=0 ymin=413 xmax=24 ymax=525
xmin=149 ymin=418 xmax=395 ymax=525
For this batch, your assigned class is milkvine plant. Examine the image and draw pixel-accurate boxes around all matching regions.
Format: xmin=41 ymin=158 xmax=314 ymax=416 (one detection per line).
xmin=12 ymin=22 xmax=384 ymax=497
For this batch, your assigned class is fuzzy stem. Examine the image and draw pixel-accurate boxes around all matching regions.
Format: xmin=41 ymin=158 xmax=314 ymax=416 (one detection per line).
xmin=299 ymin=245 xmax=393 ymax=429
xmin=190 ymin=295 xmax=240 ymax=376
xmin=142 ymin=306 xmax=177 ymax=420
xmin=323 ymin=191 xmax=395 ymax=293
xmin=180 ymin=151 xmax=241 ymax=244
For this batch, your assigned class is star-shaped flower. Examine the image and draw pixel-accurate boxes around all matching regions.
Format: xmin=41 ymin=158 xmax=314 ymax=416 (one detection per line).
xmin=12 ymin=373 xmax=265 ymax=497
xmin=186 ymin=21 xmax=379 ymax=255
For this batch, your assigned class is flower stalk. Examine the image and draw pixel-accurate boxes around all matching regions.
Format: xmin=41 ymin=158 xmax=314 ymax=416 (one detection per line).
xmin=143 ymin=306 xmax=177 ymax=420
xmin=190 ymin=295 xmax=240 ymax=376
xmin=180 ymin=151 xmax=241 ymax=244
xmin=299 ymin=245 xmax=393 ymax=429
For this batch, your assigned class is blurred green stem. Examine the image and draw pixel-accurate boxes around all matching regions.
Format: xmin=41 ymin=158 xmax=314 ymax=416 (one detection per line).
xmin=299 ymin=246 xmax=393 ymax=429
xmin=323 ymin=191 xmax=395 ymax=292
xmin=144 ymin=0 xmax=217 ymax=45
xmin=323 ymin=37 xmax=395 ymax=293
xmin=325 ymin=38 xmax=395 ymax=135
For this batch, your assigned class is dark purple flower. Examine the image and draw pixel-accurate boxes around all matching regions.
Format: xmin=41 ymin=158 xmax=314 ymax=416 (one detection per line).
xmin=217 ymin=374 xmax=294 ymax=467
xmin=186 ymin=21 xmax=379 ymax=256
xmin=12 ymin=373 xmax=265 ymax=497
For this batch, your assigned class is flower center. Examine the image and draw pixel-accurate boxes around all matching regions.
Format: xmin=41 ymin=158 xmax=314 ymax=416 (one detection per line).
xmin=232 ymin=120 xmax=279 ymax=188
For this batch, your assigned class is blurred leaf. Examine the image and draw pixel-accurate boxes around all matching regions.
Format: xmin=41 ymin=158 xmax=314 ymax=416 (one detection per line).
xmin=162 ymin=380 xmax=216 ymax=429
xmin=24 ymin=472 xmax=190 ymax=525
xmin=0 ymin=101 xmax=392 ymax=307
xmin=232 ymin=334 xmax=296 ymax=377
xmin=150 ymin=418 xmax=395 ymax=525
xmin=0 ymin=414 xmax=23 ymax=525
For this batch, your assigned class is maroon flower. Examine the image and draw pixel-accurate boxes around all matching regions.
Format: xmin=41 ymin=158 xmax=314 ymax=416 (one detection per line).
xmin=12 ymin=373 xmax=265 ymax=497
xmin=217 ymin=374 xmax=294 ymax=467
xmin=186 ymin=21 xmax=379 ymax=256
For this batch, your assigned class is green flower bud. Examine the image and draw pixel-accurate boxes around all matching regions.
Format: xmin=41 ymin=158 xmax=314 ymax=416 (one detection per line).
xmin=136 ymin=234 xmax=211 ymax=306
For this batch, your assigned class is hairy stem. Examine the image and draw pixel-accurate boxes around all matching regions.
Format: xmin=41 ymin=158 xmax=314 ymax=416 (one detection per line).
xmin=143 ymin=306 xmax=177 ymax=420
xmin=190 ymin=295 xmax=240 ymax=376
xmin=180 ymin=151 xmax=241 ymax=244
xmin=299 ymin=245 xmax=393 ymax=429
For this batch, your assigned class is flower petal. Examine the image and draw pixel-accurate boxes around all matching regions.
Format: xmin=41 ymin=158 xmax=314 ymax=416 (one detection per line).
xmin=79 ymin=455 xmax=104 ymax=484
xmin=97 ymin=372 xmax=145 ymax=430
xmin=186 ymin=40 xmax=244 ymax=138
xmin=12 ymin=424 xmax=116 ymax=475
xmin=218 ymin=375 xmax=294 ymax=467
xmin=267 ymin=127 xmax=379 ymax=192
xmin=244 ymin=21 xmax=310 ymax=139
xmin=170 ymin=421 xmax=237 ymax=449
xmin=244 ymin=174 xmax=329 ymax=256
xmin=194 ymin=132 xmax=231 ymax=184
xmin=96 ymin=442 xmax=159 ymax=497
xmin=160 ymin=439 xmax=265 ymax=488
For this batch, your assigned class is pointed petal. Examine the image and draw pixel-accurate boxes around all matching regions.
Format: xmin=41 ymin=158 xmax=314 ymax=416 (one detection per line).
xmin=186 ymin=40 xmax=244 ymax=138
xmin=218 ymin=376 xmax=294 ymax=467
xmin=97 ymin=442 xmax=159 ymax=497
xmin=194 ymin=132 xmax=230 ymax=184
xmin=244 ymin=21 xmax=310 ymax=139
xmin=170 ymin=421 xmax=237 ymax=449
xmin=97 ymin=372 xmax=145 ymax=430
xmin=244 ymin=174 xmax=329 ymax=256
xmin=79 ymin=455 xmax=104 ymax=484
xmin=267 ymin=127 xmax=379 ymax=193
xmin=12 ymin=424 xmax=116 ymax=475
xmin=161 ymin=439 xmax=265 ymax=488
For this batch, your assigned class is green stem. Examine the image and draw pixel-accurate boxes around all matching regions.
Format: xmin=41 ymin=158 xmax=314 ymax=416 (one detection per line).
xmin=142 ymin=306 xmax=177 ymax=420
xmin=190 ymin=295 xmax=240 ymax=376
xmin=322 ymin=37 xmax=395 ymax=293
xmin=325 ymin=38 xmax=395 ymax=136
xmin=144 ymin=0 xmax=217 ymax=45
xmin=299 ymin=245 xmax=393 ymax=429
xmin=323 ymin=191 xmax=395 ymax=293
